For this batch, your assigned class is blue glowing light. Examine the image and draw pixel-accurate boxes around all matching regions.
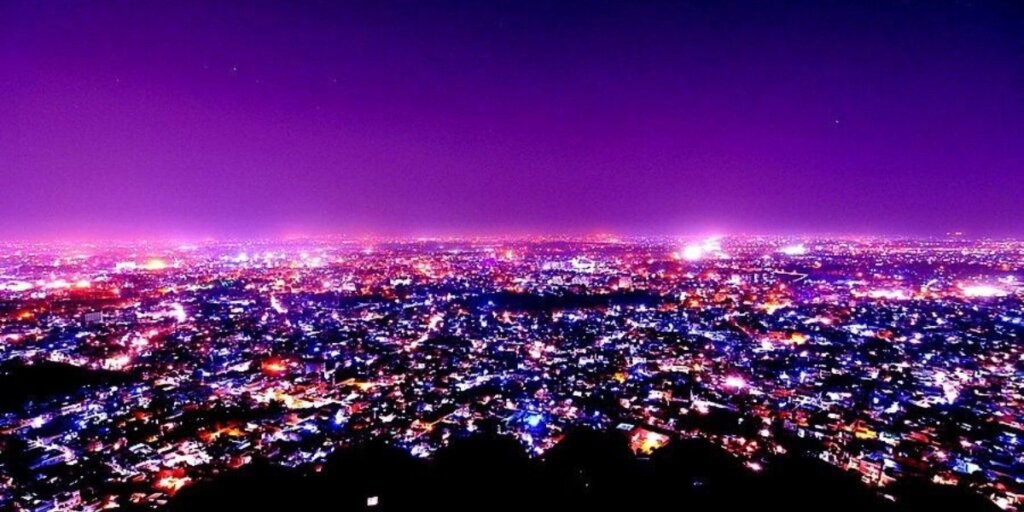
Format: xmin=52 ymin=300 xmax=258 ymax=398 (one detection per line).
xmin=526 ymin=414 xmax=544 ymax=428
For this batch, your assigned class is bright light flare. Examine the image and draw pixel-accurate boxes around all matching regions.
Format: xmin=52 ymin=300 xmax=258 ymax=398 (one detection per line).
xmin=677 ymin=237 xmax=726 ymax=261
xmin=142 ymin=259 xmax=169 ymax=271
xmin=261 ymin=358 xmax=290 ymax=375
xmin=681 ymin=245 xmax=704 ymax=261
xmin=779 ymin=243 xmax=808 ymax=256
xmin=0 ymin=281 xmax=34 ymax=292
xmin=43 ymin=279 xmax=71 ymax=289
xmin=865 ymin=289 xmax=908 ymax=300
xmin=169 ymin=303 xmax=187 ymax=323
xmin=960 ymin=285 xmax=1008 ymax=298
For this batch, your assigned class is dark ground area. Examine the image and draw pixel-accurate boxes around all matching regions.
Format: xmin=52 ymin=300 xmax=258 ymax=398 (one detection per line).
xmin=161 ymin=429 xmax=1000 ymax=512
xmin=0 ymin=359 xmax=130 ymax=412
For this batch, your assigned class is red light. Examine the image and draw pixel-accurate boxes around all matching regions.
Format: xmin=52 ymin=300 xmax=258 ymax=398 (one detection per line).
xmin=153 ymin=468 xmax=190 ymax=495
xmin=261 ymin=358 xmax=290 ymax=375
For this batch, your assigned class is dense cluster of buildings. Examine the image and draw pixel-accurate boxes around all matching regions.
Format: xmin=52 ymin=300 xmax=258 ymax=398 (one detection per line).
xmin=1 ymin=236 xmax=1022 ymax=510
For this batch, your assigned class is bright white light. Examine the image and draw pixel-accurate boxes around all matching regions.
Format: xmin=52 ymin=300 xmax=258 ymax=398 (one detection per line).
xmin=723 ymin=375 xmax=746 ymax=389
xmin=681 ymin=245 xmax=704 ymax=261
xmin=102 ymin=354 xmax=131 ymax=370
xmin=961 ymin=285 xmax=1007 ymax=298
xmin=270 ymin=295 xmax=288 ymax=314
xmin=779 ymin=244 xmax=807 ymax=256
xmin=141 ymin=259 xmax=168 ymax=271
xmin=943 ymin=383 xmax=960 ymax=404
xmin=2 ymin=281 xmax=35 ymax=292
xmin=169 ymin=303 xmax=187 ymax=323
xmin=366 ymin=496 xmax=379 ymax=507
xmin=866 ymin=289 xmax=907 ymax=300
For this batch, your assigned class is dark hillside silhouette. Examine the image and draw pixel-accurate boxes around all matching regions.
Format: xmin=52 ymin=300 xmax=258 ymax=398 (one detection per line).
xmin=167 ymin=429 xmax=999 ymax=512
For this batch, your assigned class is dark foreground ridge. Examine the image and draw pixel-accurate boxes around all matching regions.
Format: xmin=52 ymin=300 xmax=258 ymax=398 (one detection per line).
xmin=0 ymin=360 xmax=132 ymax=413
xmin=160 ymin=429 xmax=999 ymax=512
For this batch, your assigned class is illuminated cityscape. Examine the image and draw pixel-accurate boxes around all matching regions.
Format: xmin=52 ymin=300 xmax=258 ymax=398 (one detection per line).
xmin=0 ymin=236 xmax=1022 ymax=509
xmin=3 ymin=0 xmax=1023 ymax=510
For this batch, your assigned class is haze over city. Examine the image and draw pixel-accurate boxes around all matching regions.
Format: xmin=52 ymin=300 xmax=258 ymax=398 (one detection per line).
xmin=3 ymin=0 xmax=1023 ymax=240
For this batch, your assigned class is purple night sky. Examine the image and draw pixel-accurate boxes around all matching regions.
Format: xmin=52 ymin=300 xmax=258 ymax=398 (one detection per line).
xmin=2 ymin=0 xmax=1022 ymax=239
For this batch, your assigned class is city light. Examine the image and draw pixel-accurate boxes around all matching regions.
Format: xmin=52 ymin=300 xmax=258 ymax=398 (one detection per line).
xmin=779 ymin=244 xmax=808 ymax=256
xmin=4 ymin=0 xmax=1021 ymax=508
xmin=960 ymin=284 xmax=1008 ymax=298
xmin=0 ymin=236 xmax=1022 ymax=510
xmin=681 ymin=245 xmax=704 ymax=261
xmin=142 ymin=258 xmax=169 ymax=271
